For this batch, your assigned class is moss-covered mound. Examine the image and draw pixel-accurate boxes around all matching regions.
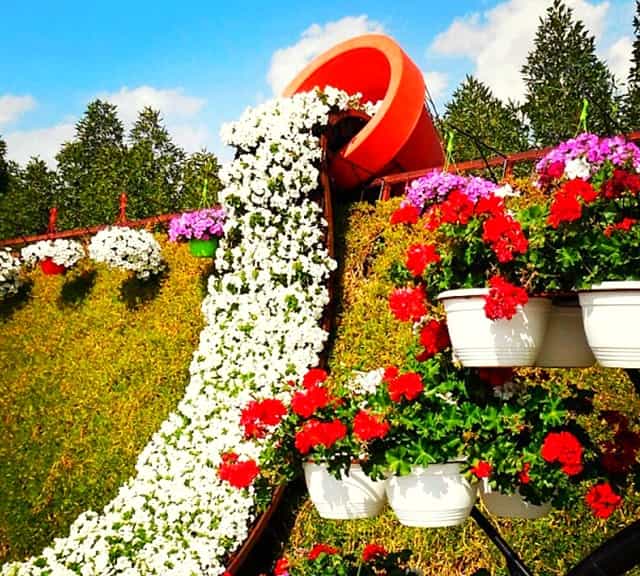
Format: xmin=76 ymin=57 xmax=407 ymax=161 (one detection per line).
xmin=285 ymin=199 xmax=640 ymax=576
xmin=0 ymin=237 xmax=210 ymax=562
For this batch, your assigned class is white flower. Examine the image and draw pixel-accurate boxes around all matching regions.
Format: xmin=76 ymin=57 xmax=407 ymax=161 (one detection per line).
xmin=0 ymin=249 xmax=23 ymax=299
xmin=564 ymin=157 xmax=591 ymax=180
xmin=347 ymin=368 xmax=385 ymax=396
xmin=88 ymin=227 xmax=165 ymax=279
xmin=21 ymin=239 xmax=85 ymax=268
xmin=493 ymin=183 xmax=520 ymax=198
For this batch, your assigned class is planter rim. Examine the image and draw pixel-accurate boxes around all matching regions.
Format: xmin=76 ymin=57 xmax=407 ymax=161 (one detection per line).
xmin=437 ymin=288 xmax=489 ymax=300
xmin=580 ymin=280 xmax=640 ymax=292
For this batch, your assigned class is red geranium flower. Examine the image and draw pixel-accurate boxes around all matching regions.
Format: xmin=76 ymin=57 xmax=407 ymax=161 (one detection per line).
xmin=383 ymin=365 xmax=399 ymax=382
xmin=417 ymin=319 xmax=450 ymax=360
xmin=308 ymin=543 xmax=339 ymax=560
xmin=423 ymin=205 xmax=442 ymax=231
xmin=475 ymin=194 xmax=504 ymax=216
xmin=440 ymin=189 xmax=475 ymax=225
xmin=353 ymin=410 xmax=390 ymax=442
xmin=362 ymin=543 xmax=387 ymax=562
xmin=482 ymin=213 xmax=528 ymax=263
xmin=548 ymin=189 xmax=582 ymax=228
xmin=294 ymin=419 xmax=347 ymax=454
xmin=240 ymin=398 xmax=287 ymax=438
xmin=518 ymin=462 xmax=531 ymax=484
xmin=471 ymin=460 xmax=493 ymax=478
xmin=218 ymin=453 xmax=260 ymax=488
xmin=604 ymin=217 xmax=637 ymax=237
xmin=274 ymin=557 xmax=289 ymax=575
xmin=585 ymin=482 xmax=622 ymax=519
xmin=483 ymin=276 xmax=528 ymax=320
xmin=546 ymin=161 xmax=565 ymax=179
xmin=390 ymin=204 xmax=420 ymax=225
xmin=564 ymin=178 xmax=598 ymax=203
xmin=387 ymin=371 xmax=424 ymax=402
xmin=541 ymin=431 xmax=584 ymax=476
xmin=291 ymin=385 xmax=331 ymax=418
xmin=388 ymin=286 xmax=427 ymax=322
xmin=303 ymin=368 xmax=329 ymax=389
xmin=405 ymin=243 xmax=440 ymax=277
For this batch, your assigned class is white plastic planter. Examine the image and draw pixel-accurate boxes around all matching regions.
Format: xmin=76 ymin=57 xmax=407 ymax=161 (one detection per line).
xmin=480 ymin=484 xmax=550 ymax=519
xmin=535 ymin=298 xmax=595 ymax=368
xmin=385 ymin=463 xmax=477 ymax=528
xmin=438 ymin=289 xmax=551 ymax=367
xmin=579 ymin=281 xmax=640 ymax=368
xmin=303 ymin=462 xmax=386 ymax=519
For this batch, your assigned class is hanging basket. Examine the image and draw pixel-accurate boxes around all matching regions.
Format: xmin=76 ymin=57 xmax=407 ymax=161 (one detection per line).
xmin=579 ymin=281 xmax=640 ymax=368
xmin=303 ymin=462 xmax=386 ymax=520
xmin=188 ymin=238 xmax=219 ymax=258
xmin=437 ymin=289 xmax=551 ymax=367
xmin=385 ymin=463 xmax=477 ymax=528
xmin=40 ymin=257 xmax=66 ymax=275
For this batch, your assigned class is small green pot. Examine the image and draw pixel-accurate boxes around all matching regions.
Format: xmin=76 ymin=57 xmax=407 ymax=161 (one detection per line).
xmin=189 ymin=238 xmax=219 ymax=258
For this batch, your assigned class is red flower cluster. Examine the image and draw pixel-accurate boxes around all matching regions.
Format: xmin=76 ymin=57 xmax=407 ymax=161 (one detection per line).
xmin=439 ymin=189 xmax=475 ymax=225
xmin=384 ymin=369 xmax=424 ymax=403
xmin=362 ymin=543 xmax=387 ymax=562
xmin=353 ymin=410 xmax=390 ymax=442
xmin=390 ymin=204 xmax=420 ymax=225
xmin=475 ymin=195 xmax=505 ymax=216
xmin=541 ymin=431 xmax=584 ymax=476
xmin=603 ymin=217 xmax=637 ymax=237
xmin=483 ymin=276 xmax=528 ymax=320
xmin=585 ymin=482 xmax=622 ymax=519
xmin=240 ymin=398 xmax=287 ymax=439
xmin=291 ymin=384 xmax=331 ymax=418
xmin=388 ymin=286 xmax=427 ymax=322
xmin=274 ymin=557 xmax=289 ymax=575
xmin=217 ymin=453 xmax=260 ymax=488
xmin=308 ymin=543 xmax=338 ymax=560
xmin=417 ymin=319 xmax=450 ymax=360
xmin=471 ymin=460 xmax=493 ymax=478
xmin=518 ymin=462 xmax=531 ymax=484
xmin=294 ymin=419 xmax=347 ymax=454
xmin=303 ymin=368 xmax=328 ymax=389
xmin=602 ymin=168 xmax=640 ymax=199
xmin=547 ymin=178 xmax=597 ymax=228
xmin=405 ymin=243 xmax=440 ymax=277
xmin=482 ymin=213 xmax=528 ymax=263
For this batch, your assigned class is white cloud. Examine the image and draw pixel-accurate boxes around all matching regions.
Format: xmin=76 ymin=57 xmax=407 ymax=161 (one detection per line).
xmin=4 ymin=122 xmax=75 ymax=167
xmin=606 ymin=35 xmax=633 ymax=85
xmin=0 ymin=94 xmax=36 ymax=125
xmin=423 ymin=71 xmax=449 ymax=101
xmin=429 ymin=0 xmax=610 ymax=102
xmin=267 ymin=15 xmax=384 ymax=95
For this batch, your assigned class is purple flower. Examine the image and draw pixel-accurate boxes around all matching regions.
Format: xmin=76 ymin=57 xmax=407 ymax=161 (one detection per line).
xmin=169 ymin=208 xmax=226 ymax=241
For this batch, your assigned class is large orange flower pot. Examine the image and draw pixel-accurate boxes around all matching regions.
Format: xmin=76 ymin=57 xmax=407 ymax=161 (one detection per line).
xmin=283 ymin=34 xmax=444 ymax=190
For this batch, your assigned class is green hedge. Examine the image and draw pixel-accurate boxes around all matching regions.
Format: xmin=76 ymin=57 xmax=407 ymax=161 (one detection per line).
xmin=0 ymin=237 xmax=210 ymax=562
xmin=284 ymin=199 xmax=640 ymax=576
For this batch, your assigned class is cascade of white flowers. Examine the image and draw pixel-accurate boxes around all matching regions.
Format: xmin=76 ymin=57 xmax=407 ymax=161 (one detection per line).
xmin=2 ymin=89 xmax=359 ymax=576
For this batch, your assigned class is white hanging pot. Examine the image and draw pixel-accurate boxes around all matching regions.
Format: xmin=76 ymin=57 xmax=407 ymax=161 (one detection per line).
xmin=480 ymin=484 xmax=551 ymax=519
xmin=385 ymin=463 xmax=477 ymax=528
xmin=303 ymin=462 xmax=386 ymax=520
xmin=579 ymin=281 xmax=640 ymax=368
xmin=437 ymin=289 xmax=551 ymax=367
xmin=535 ymin=297 xmax=595 ymax=368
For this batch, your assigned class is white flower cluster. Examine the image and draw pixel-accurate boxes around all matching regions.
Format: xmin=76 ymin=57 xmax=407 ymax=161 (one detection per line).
xmin=21 ymin=239 xmax=85 ymax=269
xmin=347 ymin=368 xmax=385 ymax=396
xmin=88 ymin=227 xmax=165 ymax=280
xmin=0 ymin=249 xmax=23 ymax=300
xmin=2 ymin=88 xmax=353 ymax=576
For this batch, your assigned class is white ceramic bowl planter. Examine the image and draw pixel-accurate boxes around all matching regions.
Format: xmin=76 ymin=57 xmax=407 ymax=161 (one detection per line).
xmin=438 ymin=289 xmax=552 ymax=367
xmin=579 ymin=281 xmax=640 ymax=368
xmin=480 ymin=484 xmax=551 ymax=520
xmin=385 ymin=463 xmax=477 ymax=528
xmin=535 ymin=298 xmax=595 ymax=368
xmin=303 ymin=462 xmax=387 ymax=520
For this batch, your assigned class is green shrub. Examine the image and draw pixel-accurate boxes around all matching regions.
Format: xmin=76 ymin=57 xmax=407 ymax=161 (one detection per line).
xmin=0 ymin=237 xmax=210 ymax=562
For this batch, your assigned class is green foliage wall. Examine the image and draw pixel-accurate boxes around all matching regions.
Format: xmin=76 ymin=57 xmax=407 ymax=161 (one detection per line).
xmin=0 ymin=237 xmax=211 ymax=562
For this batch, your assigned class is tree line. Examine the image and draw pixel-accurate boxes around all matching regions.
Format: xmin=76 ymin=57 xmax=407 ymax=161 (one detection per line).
xmin=2 ymin=0 xmax=640 ymax=239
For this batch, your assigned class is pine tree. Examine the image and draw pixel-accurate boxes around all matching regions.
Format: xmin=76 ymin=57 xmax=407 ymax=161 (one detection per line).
xmin=440 ymin=75 xmax=529 ymax=162
xmin=56 ymin=100 xmax=128 ymax=229
xmin=179 ymin=151 xmax=222 ymax=211
xmin=522 ymin=0 xmax=619 ymax=145
xmin=126 ymin=107 xmax=186 ymax=218
xmin=624 ymin=1 xmax=640 ymax=130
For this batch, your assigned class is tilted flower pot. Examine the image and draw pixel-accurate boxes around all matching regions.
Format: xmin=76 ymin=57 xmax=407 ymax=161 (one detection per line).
xmin=480 ymin=484 xmax=551 ymax=520
xmin=40 ymin=257 xmax=66 ymax=275
xmin=579 ymin=281 xmax=640 ymax=368
xmin=303 ymin=462 xmax=386 ymax=520
xmin=535 ymin=297 xmax=595 ymax=368
xmin=189 ymin=237 xmax=219 ymax=258
xmin=385 ymin=463 xmax=477 ymax=528
xmin=438 ymin=289 xmax=551 ymax=367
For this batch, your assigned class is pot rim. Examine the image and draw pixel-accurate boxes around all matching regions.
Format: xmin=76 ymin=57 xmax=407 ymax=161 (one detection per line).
xmin=580 ymin=280 xmax=640 ymax=292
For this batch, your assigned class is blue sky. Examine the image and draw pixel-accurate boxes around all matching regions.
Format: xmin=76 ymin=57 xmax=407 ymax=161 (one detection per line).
xmin=0 ymin=0 xmax=635 ymax=165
